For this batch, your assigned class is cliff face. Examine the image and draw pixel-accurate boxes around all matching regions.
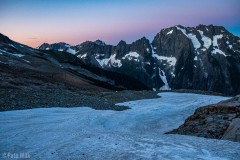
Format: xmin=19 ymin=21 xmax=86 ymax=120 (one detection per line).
xmin=38 ymin=25 xmax=240 ymax=95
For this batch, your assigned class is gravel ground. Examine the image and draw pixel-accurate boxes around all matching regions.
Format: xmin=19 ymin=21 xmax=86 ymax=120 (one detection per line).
xmin=0 ymin=89 xmax=160 ymax=112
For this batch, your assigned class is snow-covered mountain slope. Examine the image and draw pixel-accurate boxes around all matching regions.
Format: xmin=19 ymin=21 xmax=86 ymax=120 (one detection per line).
xmin=38 ymin=42 xmax=78 ymax=54
xmin=152 ymin=25 xmax=240 ymax=95
xmin=1 ymin=93 xmax=239 ymax=159
xmin=39 ymin=25 xmax=240 ymax=95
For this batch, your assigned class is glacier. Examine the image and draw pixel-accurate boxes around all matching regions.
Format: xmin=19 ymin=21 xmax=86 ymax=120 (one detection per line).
xmin=0 ymin=92 xmax=239 ymax=159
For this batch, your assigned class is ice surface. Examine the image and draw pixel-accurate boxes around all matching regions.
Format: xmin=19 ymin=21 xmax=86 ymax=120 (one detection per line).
xmin=0 ymin=93 xmax=239 ymax=159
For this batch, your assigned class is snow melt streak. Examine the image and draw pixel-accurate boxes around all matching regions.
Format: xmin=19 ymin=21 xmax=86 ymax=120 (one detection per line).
xmin=212 ymin=35 xmax=227 ymax=56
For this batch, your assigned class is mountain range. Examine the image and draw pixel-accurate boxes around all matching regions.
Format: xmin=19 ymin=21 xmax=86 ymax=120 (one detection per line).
xmin=1 ymin=24 xmax=240 ymax=95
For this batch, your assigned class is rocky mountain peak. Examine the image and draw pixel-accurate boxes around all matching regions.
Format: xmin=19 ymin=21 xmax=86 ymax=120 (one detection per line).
xmin=117 ymin=40 xmax=127 ymax=46
xmin=94 ymin=40 xmax=106 ymax=46
xmin=130 ymin=37 xmax=152 ymax=56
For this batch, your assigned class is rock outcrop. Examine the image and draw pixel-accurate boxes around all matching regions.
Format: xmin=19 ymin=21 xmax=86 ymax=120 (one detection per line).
xmin=167 ymin=95 xmax=240 ymax=142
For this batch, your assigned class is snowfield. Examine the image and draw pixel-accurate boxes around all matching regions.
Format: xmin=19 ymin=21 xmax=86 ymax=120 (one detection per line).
xmin=1 ymin=92 xmax=240 ymax=159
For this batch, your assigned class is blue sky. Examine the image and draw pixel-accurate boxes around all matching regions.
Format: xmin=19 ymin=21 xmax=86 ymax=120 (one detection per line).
xmin=0 ymin=0 xmax=239 ymax=47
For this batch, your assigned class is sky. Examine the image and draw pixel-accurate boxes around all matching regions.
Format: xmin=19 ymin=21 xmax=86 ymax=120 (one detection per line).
xmin=0 ymin=0 xmax=240 ymax=48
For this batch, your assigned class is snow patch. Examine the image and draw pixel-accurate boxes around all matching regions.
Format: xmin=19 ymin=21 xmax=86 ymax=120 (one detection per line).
xmin=96 ymin=54 xmax=122 ymax=68
xmin=194 ymin=56 xmax=198 ymax=61
xmin=9 ymin=44 xmax=16 ymax=48
xmin=58 ymin=49 xmax=64 ymax=52
xmin=188 ymin=33 xmax=201 ymax=49
xmin=212 ymin=35 xmax=227 ymax=56
xmin=176 ymin=26 xmax=187 ymax=36
xmin=109 ymin=54 xmax=122 ymax=67
xmin=23 ymin=59 xmax=31 ymax=63
xmin=198 ymin=30 xmax=212 ymax=49
xmin=159 ymin=68 xmax=171 ymax=90
xmin=0 ymin=49 xmax=25 ymax=57
xmin=79 ymin=53 xmax=87 ymax=59
xmin=212 ymin=48 xmax=227 ymax=56
xmin=176 ymin=26 xmax=201 ymax=50
xmin=152 ymin=54 xmax=176 ymax=66
xmin=145 ymin=62 xmax=151 ymax=65
xmin=65 ymin=44 xmax=71 ymax=47
xmin=167 ymin=30 xmax=173 ymax=35
xmin=66 ymin=48 xmax=76 ymax=54
xmin=171 ymin=71 xmax=175 ymax=77
xmin=213 ymin=35 xmax=223 ymax=47
xmin=122 ymin=52 xmax=140 ymax=61
xmin=12 ymin=53 xmax=25 ymax=57
xmin=146 ymin=48 xmax=150 ymax=53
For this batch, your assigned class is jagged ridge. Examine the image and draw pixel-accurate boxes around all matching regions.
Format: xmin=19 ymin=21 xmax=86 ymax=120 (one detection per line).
xmin=38 ymin=25 xmax=240 ymax=95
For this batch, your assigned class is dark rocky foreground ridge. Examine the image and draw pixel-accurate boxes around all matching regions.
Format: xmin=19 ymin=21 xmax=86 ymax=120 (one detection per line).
xmin=0 ymin=33 xmax=159 ymax=111
xmin=39 ymin=24 xmax=240 ymax=95
xmin=0 ymin=33 xmax=149 ymax=92
xmin=167 ymin=95 xmax=240 ymax=142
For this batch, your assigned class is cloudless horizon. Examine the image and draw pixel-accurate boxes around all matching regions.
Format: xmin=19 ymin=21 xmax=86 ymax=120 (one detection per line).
xmin=0 ymin=0 xmax=240 ymax=48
